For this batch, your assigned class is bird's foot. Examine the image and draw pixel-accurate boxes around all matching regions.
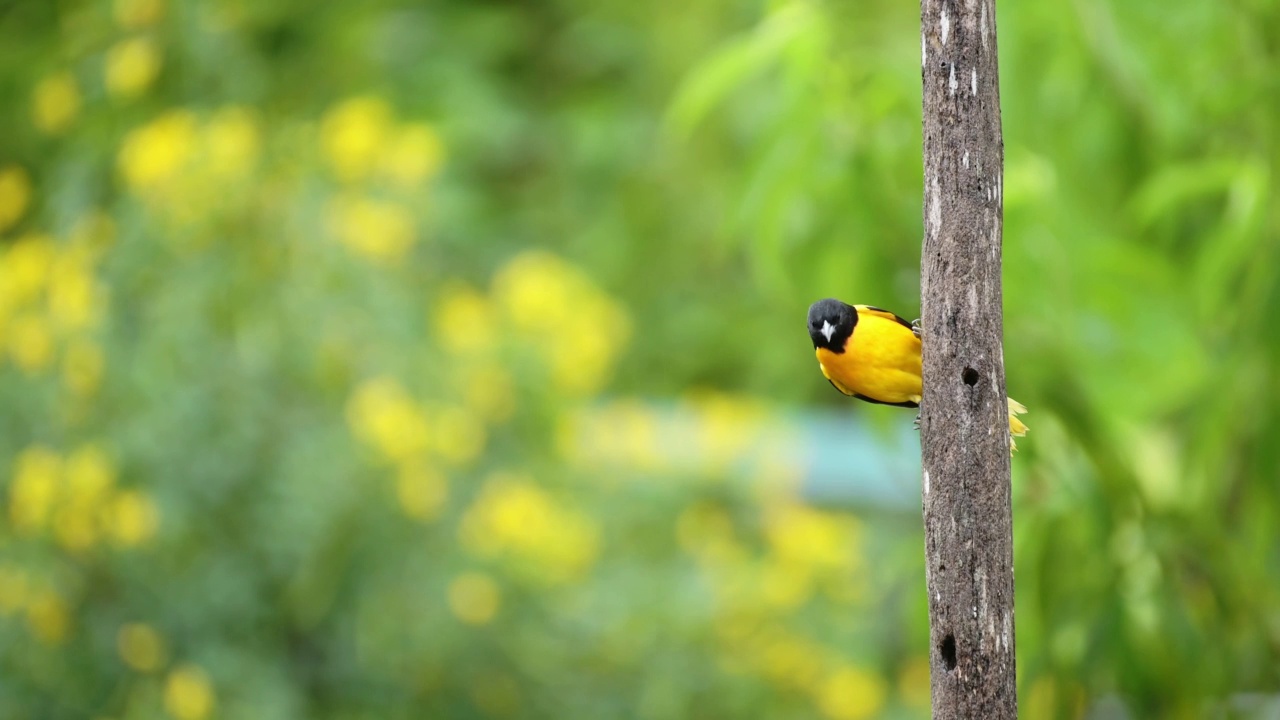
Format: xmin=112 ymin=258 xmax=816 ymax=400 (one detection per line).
xmin=911 ymin=318 xmax=922 ymax=339
xmin=913 ymin=412 xmax=921 ymax=430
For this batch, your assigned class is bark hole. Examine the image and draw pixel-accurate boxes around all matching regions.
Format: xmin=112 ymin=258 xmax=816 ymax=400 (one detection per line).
xmin=940 ymin=633 xmax=957 ymax=670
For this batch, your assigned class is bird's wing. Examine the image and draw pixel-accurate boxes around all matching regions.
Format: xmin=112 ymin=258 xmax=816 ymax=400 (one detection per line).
xmin=855 ymin=305 xmax=914 ymax=331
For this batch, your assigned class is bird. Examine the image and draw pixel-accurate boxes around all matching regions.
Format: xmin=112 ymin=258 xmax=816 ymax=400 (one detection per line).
xmin=806 ymin=297 xmax=1028 ymax=451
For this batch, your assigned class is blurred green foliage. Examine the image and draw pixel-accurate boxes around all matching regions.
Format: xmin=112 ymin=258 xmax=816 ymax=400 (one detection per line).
xmin=1 ymin=0 xmax=1278 ymax=718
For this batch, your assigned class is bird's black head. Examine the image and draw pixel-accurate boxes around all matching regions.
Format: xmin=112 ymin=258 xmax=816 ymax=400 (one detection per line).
xmin=807 ymin=298 xmax=857 ymax=352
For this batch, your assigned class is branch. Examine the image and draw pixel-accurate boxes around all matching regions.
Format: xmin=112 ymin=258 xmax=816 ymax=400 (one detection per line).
xmin=919 ymin=0 xmax=1018 ymax=717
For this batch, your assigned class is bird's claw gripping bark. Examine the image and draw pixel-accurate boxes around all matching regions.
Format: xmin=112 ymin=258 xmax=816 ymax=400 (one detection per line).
xmin=911 ymin=318 xmax=922 ymax=339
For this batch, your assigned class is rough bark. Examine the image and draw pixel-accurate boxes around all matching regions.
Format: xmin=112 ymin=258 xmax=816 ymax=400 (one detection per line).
xmin=919 ymin=0 xmax=1018 ymax=718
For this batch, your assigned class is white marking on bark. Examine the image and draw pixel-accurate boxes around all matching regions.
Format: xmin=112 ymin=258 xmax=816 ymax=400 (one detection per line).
xmin=1002 ymin=613 xmax=1011 ymax=651
xmin=968 ymin=285 xmax=978 ymax=313
xmin=922 ymin=34 xmax=927 ymax=67
xmin=941 ymin=9 xmax=950 ymax=45
xmin=949 ymin=63 xmax=958 ymax=95
xmin=971 ymin=68 xmax=978 ymax=96
xmin=962 ymin=150 xmax=969 ymax=169
xmin=977 ymin=566 xmax=988 ymax=621
xmin=980 ymin=1 xmax=989 ymax=50
xmin=924 ymin=470 xmax=930 ymax=494
xmin=997 ymin=175 xmax=1003 ymax=205
xmin=928 ymin=178 xmax=941 ymax=235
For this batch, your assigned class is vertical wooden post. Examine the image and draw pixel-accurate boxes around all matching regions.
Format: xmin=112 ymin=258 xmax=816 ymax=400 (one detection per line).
xmin=919 ymin=0 xmax=1018 ymax=717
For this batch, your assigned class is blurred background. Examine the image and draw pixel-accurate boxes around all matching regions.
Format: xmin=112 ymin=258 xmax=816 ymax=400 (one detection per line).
xmin=1 ymin=0 xmax=1278 ymax=718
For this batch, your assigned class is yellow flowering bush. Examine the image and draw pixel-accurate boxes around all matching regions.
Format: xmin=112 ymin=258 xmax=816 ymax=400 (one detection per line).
xmin=7 ymin=443 xmax=158 ymax=550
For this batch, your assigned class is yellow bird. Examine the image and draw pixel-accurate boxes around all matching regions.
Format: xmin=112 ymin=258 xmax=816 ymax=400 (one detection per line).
xmin=807 ymin=298 xmax=1028 ymax=450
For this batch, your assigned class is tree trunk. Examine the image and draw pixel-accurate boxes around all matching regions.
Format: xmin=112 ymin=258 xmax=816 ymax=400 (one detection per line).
xmin=918 ymin=0 xmax=1018 ymax=718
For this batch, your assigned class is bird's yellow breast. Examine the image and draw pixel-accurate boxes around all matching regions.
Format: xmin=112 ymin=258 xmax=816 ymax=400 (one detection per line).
xmin=817 ymin=313 xmax=923 ymax=405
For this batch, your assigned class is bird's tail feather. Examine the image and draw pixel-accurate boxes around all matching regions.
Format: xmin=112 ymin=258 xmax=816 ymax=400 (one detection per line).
xmin=1008 ymin=397 xmax=1029 ymax=453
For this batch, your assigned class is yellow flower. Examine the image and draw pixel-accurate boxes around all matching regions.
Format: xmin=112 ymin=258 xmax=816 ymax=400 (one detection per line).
xmin=7 ymin=314 xmax=54 ymax=373
xmin=164 ymin=664 xmax=216 ymax=720
xmin=320 ymin=96 xmax=393 ymax=182
xmin=765 ymin=503 xmax=861 ymax=576
xmin=32 ymin=72 xmax=81 ymax=135
xmin=546 ymin=317 xmax=620 ymax=396
xmin=53 ymin=442 xmax=113 ymax=551
xmin=108 ymin=490 xmax=160 ymax=546
xmin=459 ymin=475 xmax=600 ymax=584
xmin=204 ymin=106 xmax=260 ymax=178
xmin=447 ymin=572 xmax=500 ymax=626
xmin=0 ymin=234 xmax=54 ymax=314
xmin=491 ymin=251 xmax=580 ymax=333
xmin=9 ymin=446 xmax=62 ymax=533
xmin=325 ymin=195 xmax=416 ymax=264
xmin=54 ymin=505 xmax=98 ymax=551
xmin=0 ymin=564 xmax=30 ymax=615
xmin=48 ymin=258 xmax=101 ymax=331
xmin=119 ymin=110 xmax=198 ymax=190
xmin=395 ymin=461 xmax=448 ymax=521
xmin=114 ymin=0 xmax=165 ymax=28
xmin=345 ymin=376 xmax=430 ymax=463
xmin=759 ymin=630 xmax=824 ymax=691
xmin=380 ymin=123 xmax=445 ymax=188
xmin=105 ymin=37 xmax=162 ymax=99
xmin=26 ymin=588 xmax=71 ymax=645
xmin=433 ymin=285 xmax=495 ymax=356
xmin=815 ymin=665 xmax=888 ymax=720
xmin=118 ymin=622 xmax=166 ymax=671
xmin=0 ymin=165 xmax=31 ymax=233
xmin=66 ymin=444 xmax=116 ymax=501
xmin=63 ymin=338 xmax=106 ymax=397
xmin=490 ymin=251 xmax=631 ymax=396
xmin=431 ymin=404 xmax=485 ymax=466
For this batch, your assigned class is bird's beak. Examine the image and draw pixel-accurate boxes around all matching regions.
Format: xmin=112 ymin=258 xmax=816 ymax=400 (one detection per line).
xmin=821 ymin=320 xmax=836 ymax=342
